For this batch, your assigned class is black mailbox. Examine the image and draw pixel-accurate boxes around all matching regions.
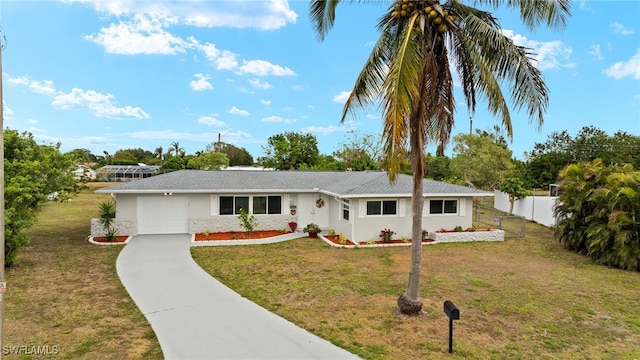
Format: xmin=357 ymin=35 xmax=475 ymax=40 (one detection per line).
xmin=444 ymin=300 xmax=459 ymax=320
xmin=443 ymin=300 xmax=460 ymax=354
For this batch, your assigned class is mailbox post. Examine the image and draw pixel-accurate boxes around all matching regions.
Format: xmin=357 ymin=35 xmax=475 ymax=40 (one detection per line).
xmin=443 ymin=300 xmax=460 ymax=354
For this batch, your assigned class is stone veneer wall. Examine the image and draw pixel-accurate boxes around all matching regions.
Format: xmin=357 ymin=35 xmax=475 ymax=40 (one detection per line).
xmin=91 ymin=215 xmax=299 ymax=237
xmin=189 ymin=214 xmax=298 ymax=234
xmin=429 ymin=229 xmax=505 ymax=243
xmin=90 ymin=219 xmax=136 ymax=237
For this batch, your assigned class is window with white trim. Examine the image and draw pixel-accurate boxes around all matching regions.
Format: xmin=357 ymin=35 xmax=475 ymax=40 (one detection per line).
xmin=342 ymin=199 xmax=350 ymax=221
xmin=220 ymin=195 xmax=282 ymax=215
xmin=429 ymin=199 xmax=458 ymax=214
xmin=366 ymin=200 xmax=397 ymax=216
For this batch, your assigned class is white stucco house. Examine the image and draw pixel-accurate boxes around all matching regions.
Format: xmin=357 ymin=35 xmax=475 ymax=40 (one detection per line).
xmin=93 ymin=170 xmax=492 ymax=242
xmin=73 ymin=165 xmax=97 ymax=180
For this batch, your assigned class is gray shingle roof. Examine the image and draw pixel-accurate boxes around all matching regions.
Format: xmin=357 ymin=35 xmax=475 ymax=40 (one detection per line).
xmin=95 ymin=170 xmax=492 ymax=197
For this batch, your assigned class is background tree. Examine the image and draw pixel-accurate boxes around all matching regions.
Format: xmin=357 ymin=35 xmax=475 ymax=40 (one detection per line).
xmin=208 ymin=142 xmax=254 ymax=166
xmin=66 ymin=148 xmax=98 ymax=164
xmin=424 ymin=153 xmax=451 ymax=181
xmin=169 ymin=141 xmax=185 ymax=158
xmin=110 ymin=150 xmax=138 ymax=165
xmin=187 ymin=151 xmax=229 ymax=170
xmin=159 ymin=156 xmax=187 ymax=171
xmin=450 ymin=133 xmax=515 ymax=189
xmin=333 ymin=131 xmax=383 ymax=171
xmin=524 ymin=126 xmax=640 ymax=188
xmin=4 ymin=130 xmax=78 ymax=266
xmin=119 ymin=147 xmax=154 ymax=164
xmin=310 ymin=0 xmax=570 ymax=314
xmin=500 ymin=177 xmax=532 ymax=214
xmin=300 ymin=154 xmax=345 ymax=171
xmin=258 ymin=132 xmax=320 ymax=170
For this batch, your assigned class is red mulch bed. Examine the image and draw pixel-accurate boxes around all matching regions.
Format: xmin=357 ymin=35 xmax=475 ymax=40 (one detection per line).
xmin=194 ymin=230 xmax=293 ymax=241
xmin=324 ymin=235 xmax=435 ymax=246
xmin=323 ymin=235 xmax=356 ymax=246
xmin=92 ymin=235 xmax=129 ymax=243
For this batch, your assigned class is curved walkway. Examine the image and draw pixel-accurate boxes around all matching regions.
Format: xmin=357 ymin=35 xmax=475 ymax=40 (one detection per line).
xmin=117 ymin=234 xmax=360 ymax=360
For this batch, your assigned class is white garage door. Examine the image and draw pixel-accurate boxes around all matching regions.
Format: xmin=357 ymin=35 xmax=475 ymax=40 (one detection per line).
xmin=137 ymin=196 xmax=189 ymax=234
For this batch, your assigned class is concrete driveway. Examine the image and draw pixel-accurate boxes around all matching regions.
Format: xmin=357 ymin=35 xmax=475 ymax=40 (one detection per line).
xmin=116 ymin=234 xmax=360 ymax=360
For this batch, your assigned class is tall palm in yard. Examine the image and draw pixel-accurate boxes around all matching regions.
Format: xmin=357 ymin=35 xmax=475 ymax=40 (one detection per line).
xmin=310 ymin=0 xmax=571 ymax=314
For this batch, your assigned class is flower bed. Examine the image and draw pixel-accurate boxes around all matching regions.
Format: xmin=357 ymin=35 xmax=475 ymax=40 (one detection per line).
xmin=429 ymin=229 xmax=505 ymax=243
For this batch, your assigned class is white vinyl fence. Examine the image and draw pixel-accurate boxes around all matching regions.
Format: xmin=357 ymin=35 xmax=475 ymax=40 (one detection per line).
xmin=493 ymin=190 xmax=558 ymax=227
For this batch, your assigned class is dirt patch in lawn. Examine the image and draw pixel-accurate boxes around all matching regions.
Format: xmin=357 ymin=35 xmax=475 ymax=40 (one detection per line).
xmin=194 ymin=230 xmax=293 ymax=241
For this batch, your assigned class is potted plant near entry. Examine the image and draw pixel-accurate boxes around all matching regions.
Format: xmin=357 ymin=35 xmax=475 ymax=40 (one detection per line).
xmin=303 ymin=223 xmax=321 ymax=238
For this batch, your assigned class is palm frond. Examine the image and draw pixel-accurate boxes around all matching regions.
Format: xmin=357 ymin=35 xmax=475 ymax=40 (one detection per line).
xmin=471 ymin=0 xmax=571 ymax=30
xmin=380 ymin=15 xmax=425 ymax=180
xmin=309 ymin=0 xmax=342 ymax=41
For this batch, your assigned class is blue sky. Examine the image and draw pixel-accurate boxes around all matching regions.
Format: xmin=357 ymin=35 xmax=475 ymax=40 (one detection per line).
xmin=2 ymin=0 xmax=639 ymax=161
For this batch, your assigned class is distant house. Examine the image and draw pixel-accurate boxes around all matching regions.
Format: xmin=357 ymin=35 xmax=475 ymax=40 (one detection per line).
xmin=94 ymin=170 xmax=492 ymax=242
xmin=97 ymin=165 xmax=160 ymax=182
xmin=73 ymin=165 xmax=97 ymax=180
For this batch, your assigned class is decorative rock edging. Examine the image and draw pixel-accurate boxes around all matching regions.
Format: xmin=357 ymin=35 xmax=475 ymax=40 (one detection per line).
xmin=87 ymin=235 xmax=133 ymax=245
xmin=319 ymin=235 xmax=437 ymax=248
xmin=429 ymin=229 xmax=505 ymax=243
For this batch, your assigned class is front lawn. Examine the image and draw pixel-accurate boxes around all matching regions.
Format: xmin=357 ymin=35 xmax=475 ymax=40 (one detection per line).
xmin=192 ymin=221 xmax=640 ymax=359
xmin=4 ymin=183 xmax=162 ymax=359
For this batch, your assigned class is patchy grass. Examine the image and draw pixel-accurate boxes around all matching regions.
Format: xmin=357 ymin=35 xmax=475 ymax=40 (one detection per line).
xmin=192 ymin=220 xmax=640 ymax=360
xmin=4 ymin=183 xmax=162 ymax=359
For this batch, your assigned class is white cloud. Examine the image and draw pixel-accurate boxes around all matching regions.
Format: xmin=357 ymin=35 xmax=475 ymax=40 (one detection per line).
xmin=501 ymin=30 xmax=573 ymax=70
xmin=4 ymin=104 xmax=14 ymax=119
xmin=301 ymin=125 xmax=349 ymax=135
xmin=27 ymin=118 xmax=38 ymax=124
xmin=228 ymin=106 xmax=249 ymax=116
xmin=190 ymin=73 xmax=214 ymax=91
xmin=200 ymin=43 xmax=220 ymax=61
xmin=261 ymin=115 xmax=295 ymax=124
xmin=611 ymin=22 xmax=635 ymax=36
xmin=8 ymin=76 xmax=58 ymax=96
xmin=261 ymin=99 xmax=272 ymax=106
xmin=197 ymin=114 xmax=227 ymax=127
xmin=215 ymin=50 xmax=239 ymax=71
xmin=248 ymin=78 xmax=272 ymax=90
xmin=333 ymin=91 xmax=351 ymax=103
xmin=52 ymin=88 xmax=150 ymax=119
xmin=66 ymin=0 xmax=297 ymax=30
xmin=84 ymin=14 xmax=192 ymax=55
xmin=588 ymin=44 xmax=603 ymax=61
xmin=604 ymin=49 xmax=640 ymax=80
xmin=238 ymin=60 xmax=296 ymax=76
xmin=292 ymin=84 xmax=305 ymax=91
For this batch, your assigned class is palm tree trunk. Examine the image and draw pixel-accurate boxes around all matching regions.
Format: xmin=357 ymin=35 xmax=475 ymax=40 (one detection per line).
xmin=398 ymin=115 xmax=425 ymax=315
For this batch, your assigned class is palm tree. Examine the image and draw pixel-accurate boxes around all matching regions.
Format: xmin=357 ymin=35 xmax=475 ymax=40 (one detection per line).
xmin=310 ymin=0 xmax=570 ymax=314
xmin=170 ymin=141 xmax=185 ymax=157
xmin=154 ymin=146 xmax=164 ymax=160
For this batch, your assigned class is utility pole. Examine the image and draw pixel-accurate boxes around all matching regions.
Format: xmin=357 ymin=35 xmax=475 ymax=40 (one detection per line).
xmin=469 ymin=116 xmax=472 ymax=135
xmin=0 ymin=26 xmax=8 ymax=360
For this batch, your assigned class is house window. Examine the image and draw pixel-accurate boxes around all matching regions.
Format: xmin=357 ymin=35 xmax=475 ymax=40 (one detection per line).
xmin=267 ymin=196 xmax=282 ymax=214
xmin=342 ymin=199 xmax=350 ymax=221
xmin=253 ymin=196 xmax=267 ymax=214
xmin=219 ymin=196 xmax=249 ymax=215
xmin=220 ymin=196 xmax=234 ymax=215
xmin=429 ymin=199 xmax=458 ymax=214
xmin=222 ymin=195 xmax=282 ymax=215
xmin=366 ymin=200 xmax=397 ymax=216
